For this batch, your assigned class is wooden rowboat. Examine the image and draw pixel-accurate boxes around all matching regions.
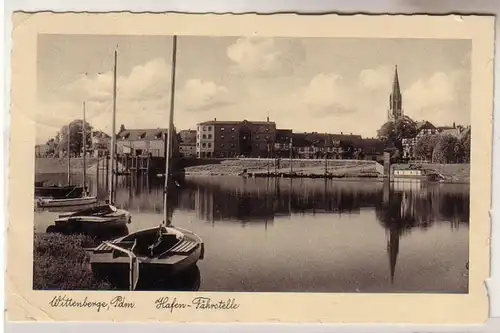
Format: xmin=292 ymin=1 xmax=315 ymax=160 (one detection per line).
xmin=51 ymin=204 xmax=131 ymax=233
xmin=88 ymin=224 xmax=204 ymax=290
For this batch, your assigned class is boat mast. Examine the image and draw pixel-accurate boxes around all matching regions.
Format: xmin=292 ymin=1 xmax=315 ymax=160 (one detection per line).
xmin=108 ymin=50 xmax=117 ymax=204
xmin=67 ymin=123 xmax=71 ymax=185
xmin=164 ymin=35 xmax=177 ymax=226
xmin=82 ymin=101 xmax=87 ymax=190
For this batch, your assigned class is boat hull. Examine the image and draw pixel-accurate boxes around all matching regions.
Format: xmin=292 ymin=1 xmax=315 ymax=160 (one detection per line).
xmin=35 ymin=186 xmax=85 ymax=199
xmin=37 ymin=196 xmax=97 ymax=208
xmin=89 ymin=228 xmax=204 ymax=290
xmin=91 ymin=245 xmax=203 ymax=290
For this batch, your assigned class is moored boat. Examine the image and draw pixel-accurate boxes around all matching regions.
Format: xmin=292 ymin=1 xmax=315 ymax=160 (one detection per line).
xmin=35 ymin=184 xmax=86 ymax=199
xmin=88 ymin=224 xmax=204 ymax=290
xmin=52 ymin=204 xmax=131 ymax=232
xmin=36 ymin=195 xmax=97 ymax=208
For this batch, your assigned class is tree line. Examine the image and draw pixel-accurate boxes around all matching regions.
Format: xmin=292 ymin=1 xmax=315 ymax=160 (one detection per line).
xmin=377 ymin=116 xmax=471 ymax=164
xmin=43 ymin=119 xmax=109 ymax=157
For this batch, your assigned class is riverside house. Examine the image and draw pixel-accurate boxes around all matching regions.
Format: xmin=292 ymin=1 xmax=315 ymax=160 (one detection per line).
xmin=116 ymin=127 xmax=179 ymax=157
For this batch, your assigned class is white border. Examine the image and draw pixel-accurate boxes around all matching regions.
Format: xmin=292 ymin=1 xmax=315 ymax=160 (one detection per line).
xmin=2 ymin=0 xmax=499 ymax=332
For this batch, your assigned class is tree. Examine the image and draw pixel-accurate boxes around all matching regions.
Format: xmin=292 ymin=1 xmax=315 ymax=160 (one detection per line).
xmin=377 ymin=116 xmax=417 ymax=150
xmin=460 ymin=128 xmax=471 ymax=163
xmin=56 ymin=119 xmax=93 ymax=156
xmin=432 ymin=134 xmax=460 ymax=164
xmin=414 ymin=134 xmax=440 ymax=161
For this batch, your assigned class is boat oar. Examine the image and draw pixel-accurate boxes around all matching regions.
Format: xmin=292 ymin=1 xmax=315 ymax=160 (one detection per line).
xmin=104 ymin=241 xmax=140 ymax=291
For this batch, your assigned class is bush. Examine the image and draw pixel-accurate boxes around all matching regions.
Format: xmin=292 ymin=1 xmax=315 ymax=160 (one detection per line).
xmin=33 ymin=233 xmax=113 ymax=290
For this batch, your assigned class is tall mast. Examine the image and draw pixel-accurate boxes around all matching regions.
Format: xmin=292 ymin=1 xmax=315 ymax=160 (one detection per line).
xmin=108 ymin=50 xmax=117 ymax=204
xmin=67 ymin=124 xmax=71 ymax=185
xmin=82 ymin=102 xmax=87 ymax=189
xmin=164 ymin=35 xmax=178 ymax=226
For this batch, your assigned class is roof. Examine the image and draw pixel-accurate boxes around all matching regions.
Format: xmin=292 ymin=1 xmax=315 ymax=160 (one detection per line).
xmin=416 ymin=121 xmax=436 ymax=130
xmin=198 ymin=119 xmax=276 ymax=126
xmin=117 ymin=128 xmax=169 ymax=140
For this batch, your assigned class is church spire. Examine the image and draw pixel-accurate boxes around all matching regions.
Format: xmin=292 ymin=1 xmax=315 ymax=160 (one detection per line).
xmin=388 ymin=64 xmax=403 ymax=121
xmin=392 ymin=65 xmax=401 ymax=96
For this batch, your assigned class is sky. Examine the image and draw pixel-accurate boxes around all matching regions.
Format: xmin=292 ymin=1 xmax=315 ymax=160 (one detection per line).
xmin=36 ymin=34 xmax=471 ymax=144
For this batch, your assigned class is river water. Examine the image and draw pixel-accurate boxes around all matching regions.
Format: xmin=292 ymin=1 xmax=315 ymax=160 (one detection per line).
xmin=34 ymin=173 xmax=469 ymax=293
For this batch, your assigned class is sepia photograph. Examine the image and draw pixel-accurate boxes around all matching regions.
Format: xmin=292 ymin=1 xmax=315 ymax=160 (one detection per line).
xmin=33 ymin=34 xmax=472 ymax=293
xmin=7 ymin=13 xmax=494 ymax=323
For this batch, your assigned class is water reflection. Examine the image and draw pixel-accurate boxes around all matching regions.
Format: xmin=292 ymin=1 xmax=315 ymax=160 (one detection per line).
xmin=35 ymin=172 xmax=470 ymax=292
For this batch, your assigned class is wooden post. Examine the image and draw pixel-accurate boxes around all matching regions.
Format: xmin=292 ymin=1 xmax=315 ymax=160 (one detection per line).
xmin=289 ymin=137 xmax=293 ymax=174
xmin=82 ymin=102 xmax=87 ymax=189
xmin=67 ymin=125 xmax=71 ymax=185
xmin=105 ymin=155 xmax=109 ymax=194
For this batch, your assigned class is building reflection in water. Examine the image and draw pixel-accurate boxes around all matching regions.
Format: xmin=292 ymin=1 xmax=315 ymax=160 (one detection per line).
xmin=68 ymin=173 xmax=469 ymax=285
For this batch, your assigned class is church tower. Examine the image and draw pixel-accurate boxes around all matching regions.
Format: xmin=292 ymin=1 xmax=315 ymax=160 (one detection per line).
xmin=388 ymin=65 xmax=403 ymax=121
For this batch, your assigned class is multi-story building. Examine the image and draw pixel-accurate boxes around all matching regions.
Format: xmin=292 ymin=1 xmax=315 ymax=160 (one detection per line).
xmin=178 ymin=129 xmax=197 ymax=158
xmin=196 ymin=118 xmax=277 ymax=158
xmin=115 ymin=127 xmax=179 ymax=157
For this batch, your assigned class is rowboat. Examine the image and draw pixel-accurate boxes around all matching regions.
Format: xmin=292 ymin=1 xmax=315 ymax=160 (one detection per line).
xmin=88 ymin=224 xmax=204 ymax=290
xmin=36 ymin=195 xmax=97 ymax=208
xmin=51 ymin=204 xmax=131 ymax=233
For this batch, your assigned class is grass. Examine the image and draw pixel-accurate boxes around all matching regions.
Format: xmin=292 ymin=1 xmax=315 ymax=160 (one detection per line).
xmin=33 ymin=233 xmax=113 ymax=290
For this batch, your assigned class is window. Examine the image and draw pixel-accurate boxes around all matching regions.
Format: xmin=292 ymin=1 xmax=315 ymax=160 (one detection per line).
xmin=202 ymin=143 xmax=206 ymax=148
xmin=208 ymin=126 xmax=212 ymax=131
xmin=208 ymin=143 xmax=212 ymax=148
xmin=265 ymin=135 xmax=269 ymax=140
xmin=208 ymin=134 xmax=212 ymax=139
xmin=231 ymin=127 xmax=235 ymax=131
xmin=221 ymin=127 xmax=225 ymax=131
xmin=220 ymin=144 xmax=224 ymax=148
xmin=203 ymin=126 xmax=207 ymax=131
xmin=197 ymin=143 xmax=200 ymax=147
xmin=256 ymin=135 xmax=260 ymax=140
xmin=265 ymin=127 xmax=269 ymax=132
xmin=230 ymin=143 xmax=235 ymax=148
xmin=221 ymin=135 xmax=225 ymax=139
xmin=202 ymin=134 xmax=206 ymax=139
xmin=232 ymin=136 xmax=235 ymax=140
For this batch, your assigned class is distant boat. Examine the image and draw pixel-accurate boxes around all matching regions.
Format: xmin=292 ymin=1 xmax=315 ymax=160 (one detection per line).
xmin=49 ymin=204 xmax=131 ymax=233
xmin=87 ymin=224 xmax=204 ymax=290
xmin=36 ymin=195 xmax=97 ymax=208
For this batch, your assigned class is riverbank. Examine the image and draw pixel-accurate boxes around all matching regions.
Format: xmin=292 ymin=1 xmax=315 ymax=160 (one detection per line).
xmin=33 ymin=233 xmax=112 ymax=290
xmin=185 ymin=159 xmax=380 ymax=177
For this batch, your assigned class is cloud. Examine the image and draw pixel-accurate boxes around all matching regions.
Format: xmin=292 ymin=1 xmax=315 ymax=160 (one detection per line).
xmin=359 ymin=65 xmax=392 ymax=90
xmin=37 ymin=58 xmax=232 ymax=143
xmin=300 ymin=73 xmax=355 ymax=115
xmin=178 ymin=79 xmax=233 ymax=112
xmin=227 ymin=37 xmax=304 ymax=76
xmin=403 ymin=70 xmax=466 ymax=122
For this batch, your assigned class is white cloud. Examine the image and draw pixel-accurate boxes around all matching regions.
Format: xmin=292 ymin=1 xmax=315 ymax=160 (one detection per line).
xmin=300 ymin=73 xmax=354 ymax=114
xmin=37 ymin=58 xmax=232 ymax=143
xmin=359 ymin=65 xmax=392 ymax=90
xmin=403 ymin=71 xmax=464 ymax=123
xmin=227 ymin=37 xmax=304 ymax=76
xmin=178 ymin=79 xmax=233 ymax=112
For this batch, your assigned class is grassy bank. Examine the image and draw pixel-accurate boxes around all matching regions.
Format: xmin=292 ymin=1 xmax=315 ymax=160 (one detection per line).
xmin=33 ymin=233 xmax=112 ymax=290
xmin=412 ymin=163 xmax=470 ymax=183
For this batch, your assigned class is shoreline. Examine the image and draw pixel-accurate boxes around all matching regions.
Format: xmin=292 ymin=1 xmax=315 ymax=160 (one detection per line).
xmin=184 ymin=172 xmax=470 ymax=184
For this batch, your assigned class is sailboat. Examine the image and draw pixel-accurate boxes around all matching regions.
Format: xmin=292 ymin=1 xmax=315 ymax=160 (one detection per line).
xmin=37 ymin=105 xmax=98 ymax=208
xmin=87 ymin=38 xmax=204 ymax=291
